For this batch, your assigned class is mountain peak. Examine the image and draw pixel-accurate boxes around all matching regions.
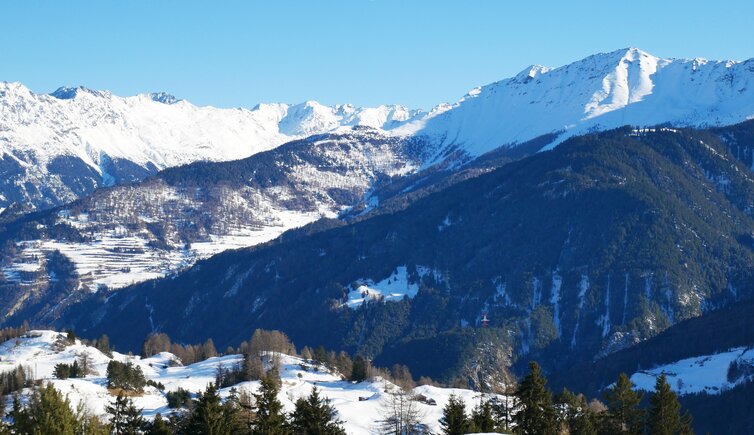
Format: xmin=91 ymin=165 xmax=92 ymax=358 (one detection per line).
xmin=149 ymin=92 xmax=180 ymax=104
xmin=513 ymin=64 xmax=552 ymax=83
xmin=49 ymin=86 xmax=109 ymax=100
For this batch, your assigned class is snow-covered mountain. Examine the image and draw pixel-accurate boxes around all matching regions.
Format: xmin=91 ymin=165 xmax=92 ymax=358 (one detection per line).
xmin=4 ymin=48 xmax=754 ymax=213
xmin=0 ymin=82 xmax=424 ymax=211
xmin=0 ymin=129 xmax=436 ymax=311
xmin=407 ymin=47 xmax=754 ymax=157
xmin=2 ymin=48 xmax=753 ymax=212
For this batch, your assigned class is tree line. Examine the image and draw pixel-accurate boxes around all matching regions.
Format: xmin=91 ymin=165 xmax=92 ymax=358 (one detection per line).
xmin=439 ymin=362 xmax=694 ymax=435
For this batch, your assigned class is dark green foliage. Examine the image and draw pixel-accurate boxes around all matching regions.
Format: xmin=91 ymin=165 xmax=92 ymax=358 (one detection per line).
xmin=186 ymin=383 xmax=241 ymax=435
xmin=53 ymin=360 xmax=81 ymax=380
xmin=252 ymin=374 xmax=290 ymax=435
xmin=350 ymin=356 xmax=369 ymax=382
xmin=9 ymin=383 xmax=80 ymax=435
xmin=439 ymin=394 xmax=469 ymax=435
xmin=146 ymin=379 xmax=165 ymax=391
xmin=106 ymin=393 xmax=145 ymax=435
xmin=554 ymin=388 xmax=596 ymax=435
xmin=603 ymin=373 xmax=644 ymax=435
xmin=106 ymin=360 xmax=146 ymax=392
xmin=469 ymin=397 xmax=496 ymax=433
xmin=166 ymin=388 xmax=192 ymax=409
xmin=514 ymin=362 xmax=558 ymax=435
xmin=681 ymin=377 xmax=754 ymax=434
xmin=145 ymin=413 xmax=172 ymax=435
xmin=290 ymin=386 xmax=346 ymax=435
xmin=215 ymin=363 xmax=246 ymax=388
xmin=647 ymin=375 xmax=687 ymax=435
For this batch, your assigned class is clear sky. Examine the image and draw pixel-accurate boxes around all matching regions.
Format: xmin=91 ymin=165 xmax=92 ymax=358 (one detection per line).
xmin=3 ymin=0 xmax=753 ymax=109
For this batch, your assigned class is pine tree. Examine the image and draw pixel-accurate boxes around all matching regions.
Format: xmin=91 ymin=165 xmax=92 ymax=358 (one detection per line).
xmin=106 ymin=393 xmax=145 ymax=435
xmin=470 ymin=397 xmax=496 ymax=433
xmin=187 ymin=383 xmax=238 ymax=435
xmin=439 ymin=394 xmax=470 ymax=435
xmin=647 ymin=374 xmax=684 ymax=435
xmin=145 ymin=413 xmax=172 ymax=435
xmin=604 ymin=373 xmax=644 ymax=435
xmin=555 ymin=388 xmax=596 ymax=435
xmin=513 ymin=361 xmax=558 ymax=435
xmin=290 ymin=386 xmax=346 ymax=435
xmin=10 ymin=383 xmax=80 ymax=434
xmin=351 ymin=356 xmax=368 ymax=382
xmin=252 ymin=374 xmax=290 ymax=435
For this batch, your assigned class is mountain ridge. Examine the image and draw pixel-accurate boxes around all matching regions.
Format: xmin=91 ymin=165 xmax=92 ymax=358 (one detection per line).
xmin=3 ymin=48 xmax=754 ymax=212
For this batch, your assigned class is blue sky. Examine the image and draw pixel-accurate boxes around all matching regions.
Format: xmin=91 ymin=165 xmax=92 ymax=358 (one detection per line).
xmin=3 ymin=0 xmax=753 ymax=109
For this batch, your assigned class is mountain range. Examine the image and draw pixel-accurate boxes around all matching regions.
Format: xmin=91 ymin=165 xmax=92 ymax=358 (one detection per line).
xmin=2 ymin=47 xmax=754 ymax=433
xmin=3 ymin=48 xmax=753 ymax=213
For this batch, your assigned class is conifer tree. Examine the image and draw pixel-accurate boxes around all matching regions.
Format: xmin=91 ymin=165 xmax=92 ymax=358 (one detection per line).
xmin=647 ymin=375 xmax=689 ymax=435
xmin=145 ymin=413 xmax=172 ymax=435
xmin=10 ymin=383 xmax=79 ymax=434
xmin=106 ymin=393 xmax=144 ymax=435
xmin=470 ymin=397 xmax=496 ymax=433
xmin=290 ymin=386 xmax=346 ymax=435
xmin=439 ymin=394 xmax=470 ymax=435
xmin=351 ymin=356 xmax=368 ymax=382
xmin=555 ymin=388 xmax=596 ymax=435
xmin=604 ymin=373 xmax=644 ymax=435
xmin=252 ymin=374 xmax=290 ymax=435
xmin=513 ymin=361 xmax=558 ymax=435
xmin=187 ymin=383 xmax=238 ymax=435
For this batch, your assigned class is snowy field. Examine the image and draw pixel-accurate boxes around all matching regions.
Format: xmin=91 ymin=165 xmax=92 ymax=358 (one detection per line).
xmin=0 ymin=331 xmax=506 ymax=434
xmin=630 ymin=347 xmax=754 ymax=395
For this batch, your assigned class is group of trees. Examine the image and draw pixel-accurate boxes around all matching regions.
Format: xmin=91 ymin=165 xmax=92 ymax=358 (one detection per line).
xmin=141 ymin=333 xmax=218 ymax=365
xmin=106 ymin=360 xmax=147 ymax=393
xmin=150 ymin=373 xmax=345 ymax=434
xmin=439 ymin=362 xmax=695 ymax=435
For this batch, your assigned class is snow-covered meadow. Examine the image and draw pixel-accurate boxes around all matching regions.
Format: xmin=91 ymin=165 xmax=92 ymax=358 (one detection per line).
xmin=0 ymin=331 xmax=505 ymax=434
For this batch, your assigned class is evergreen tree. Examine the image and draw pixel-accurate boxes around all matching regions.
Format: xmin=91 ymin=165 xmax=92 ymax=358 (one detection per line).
xmin=10 ymin=383 xmax=79 ymax=435
xmin=252 ymin=374 xmax=290 ymax=435
xmin=53 ymin=363 xmax=71 ymax=380
xmin=76 ymin=411 xmax=111 ymax=435
xmin=187 ymin=383 xmax=238 ymax=435
xmin=604 ymin=373 xmax=644 ymax=435
xmin=106 ymin=393 xmax=145 ymax=435
xmin=492 ymin=395 xmax=515 ymax=432
xmin=470 ymin=397 xmax=496 ymax=433
xmin=290 ymin=386 xmax=346 ymax=435
xmin=555 ymin=388 xmax=596 ymax=435
xmin=145 ymin=413 xmax=172 ymax=435
xmin=513 ymin=361 xmax=558 ymax=435
xmin=351 ymin=356 xmax=368 ymax=382
xmin=647 ymin=375 xmax=689 ymax=435
xmin=439 ymin=394 xmax=470 ymax=435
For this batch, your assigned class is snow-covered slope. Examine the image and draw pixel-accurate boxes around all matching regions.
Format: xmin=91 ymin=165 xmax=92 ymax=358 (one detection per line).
xmin=0 ymin=82 xmax=424 ymax=211
xmin=0 ymin=129 xmax=435 ymax=310
xmin=629 ymin=347 xmax=754 ymax=396
xmin=406 ymin=48 xmax=754 ymax=158
xmin=0 ymin=330 xmax=506 ymax=434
